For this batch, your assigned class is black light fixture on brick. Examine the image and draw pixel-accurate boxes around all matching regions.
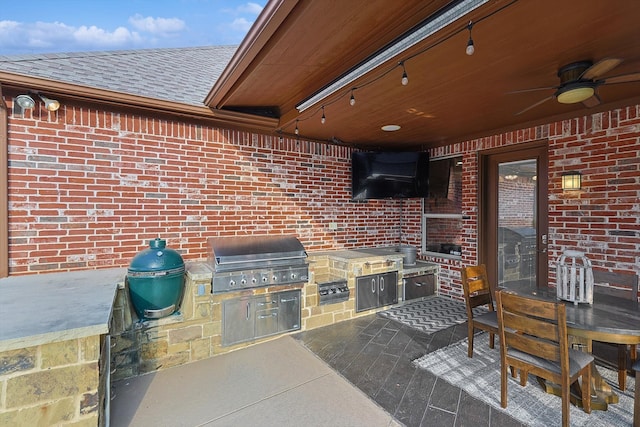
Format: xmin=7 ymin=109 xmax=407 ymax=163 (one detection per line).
xmin=561 ymin=171 xmax=582 ymax=191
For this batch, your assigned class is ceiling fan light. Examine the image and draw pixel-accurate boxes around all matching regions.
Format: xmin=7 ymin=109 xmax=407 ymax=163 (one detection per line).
xmin=556 ymin=86 xmax=594 ymax=104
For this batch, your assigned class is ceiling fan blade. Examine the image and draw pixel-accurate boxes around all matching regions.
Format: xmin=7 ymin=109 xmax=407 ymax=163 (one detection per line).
xmin=601 ymin=72 xmax=640 ymax=84
xmin=507 ymin=86 xmax=556 ymax=95
xmin=515 ymin=95 xmax=555 ymax=116
xmin=581 ymin=58 xmax=623 ymax=80
xmin=581 ymin=94 xmax=601 ymax=108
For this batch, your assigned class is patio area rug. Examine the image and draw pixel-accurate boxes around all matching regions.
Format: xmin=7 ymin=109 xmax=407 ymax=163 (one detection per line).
xmin=414 ymin=335 xmax=634 ymax=427
xmin=378 ymin=295 xmax=487 ymax=335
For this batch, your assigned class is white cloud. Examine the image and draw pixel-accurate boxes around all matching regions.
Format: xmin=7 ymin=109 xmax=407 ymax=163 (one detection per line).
xmin=237 ymin=2 xmax=264 ymax=15
xmin=0 ymin=18 xmax=160 ymax=53
xmin=229 ymin=18 xmax=253 ymax=33
xmin=74 ymin=25 xmax=142 ymax=46
xmin=128 ymin=14 xmax=185 ymax=35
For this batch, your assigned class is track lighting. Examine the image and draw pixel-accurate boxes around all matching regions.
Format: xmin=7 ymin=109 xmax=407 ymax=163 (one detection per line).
xmin=401 ymin=62 xmax=409 ymax=86
xmin=349 ymin=91 xmax=356 ymax=106
xmin=321 ymin=106 xmax=326 ymax=124
xmin=36 ymin=93 xmax=60 ymax=112
xmin=15 ymin=94 xmax=36 ymax=110
xmin=465 ymin=21 xmax=475 ymax=56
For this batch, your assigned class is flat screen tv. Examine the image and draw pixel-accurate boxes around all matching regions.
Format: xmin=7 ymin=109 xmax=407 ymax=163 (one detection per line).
xmin=351 ymin=151 xmax=429 ymax=200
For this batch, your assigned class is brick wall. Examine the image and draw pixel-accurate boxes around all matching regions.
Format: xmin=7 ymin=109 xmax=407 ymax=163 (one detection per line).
xmin=430 ymin=106 xmax=640 ymax=299
xmin=6 ymin=99 xmax=420 ymax=275
xmin=5 ymin=97 xmax=639 ymax=296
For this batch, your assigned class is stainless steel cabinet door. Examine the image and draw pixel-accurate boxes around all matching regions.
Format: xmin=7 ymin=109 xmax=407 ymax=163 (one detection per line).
xmin=222 ymin=296 xmax=254 ymax=346
xmin=278 ymin=290 xmax=301 ymax=332
xmin=356 ymin=275 xmax=379 ymax=312
xmin=378 ymin=271 xmax=398 ymax=307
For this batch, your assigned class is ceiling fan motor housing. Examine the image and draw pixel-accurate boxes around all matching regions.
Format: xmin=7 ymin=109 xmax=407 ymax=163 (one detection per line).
xmin=557 ymin=61 xmax=593 ymax=84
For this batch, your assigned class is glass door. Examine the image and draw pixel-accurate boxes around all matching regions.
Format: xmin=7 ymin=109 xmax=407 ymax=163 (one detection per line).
xmin=497 ymin=159 xmax=539 ymax=288
xmin=480 ymin=142 xmax=548 ymax=292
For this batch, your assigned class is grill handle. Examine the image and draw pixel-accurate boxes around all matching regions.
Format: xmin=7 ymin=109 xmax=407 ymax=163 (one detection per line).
xmin=215 ymin=255 xmax=306 ymax=266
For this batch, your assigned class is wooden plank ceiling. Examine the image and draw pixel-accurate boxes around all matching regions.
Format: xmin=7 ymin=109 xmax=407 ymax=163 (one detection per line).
xmin=206 ymin=0 xmax=640 ymax=150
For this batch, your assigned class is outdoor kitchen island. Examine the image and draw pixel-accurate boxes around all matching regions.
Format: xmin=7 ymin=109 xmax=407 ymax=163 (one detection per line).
xmin=109 ymin=247 xmax=439 ymax=386
xmin=0 ymin=248 xmax=437 ymax=426
xmin=0 ymin=268 xmax=125 ymax=427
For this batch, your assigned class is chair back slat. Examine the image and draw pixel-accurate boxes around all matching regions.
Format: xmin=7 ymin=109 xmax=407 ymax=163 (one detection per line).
xmin=500 ymin=291 xmax=558 ymax=321
xmin=467 ymin=278 xmax=487 ymax=294
xmin=502 ymin=311 xmax=559 ymax=342
xmin=505 ymin=331 xmax=561 ymax=362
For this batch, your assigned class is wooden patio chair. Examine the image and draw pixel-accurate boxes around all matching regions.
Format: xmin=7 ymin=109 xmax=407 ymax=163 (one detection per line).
xmin=592 ymin=269 xmax=639 ymax=390
xmin=460 ymin=264 xmax=498 ymax=358
xmin=496 ymin=290 xmax=593 ymax=427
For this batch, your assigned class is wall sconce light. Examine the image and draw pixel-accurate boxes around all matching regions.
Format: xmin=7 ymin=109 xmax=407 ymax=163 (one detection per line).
xmin=35 ymin=93 xmax=61 ymax=112
xmin=16 ymin=94 xmax=36 ymax=109
xmin=561 ymin=171 xmax=582 ymax=191
xmin=14 ymin=94 xmax=36 ymax=115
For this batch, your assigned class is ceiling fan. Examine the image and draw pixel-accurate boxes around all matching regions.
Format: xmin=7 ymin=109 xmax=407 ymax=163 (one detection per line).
xmin=511 ymin=58 xmax=640 ymax=115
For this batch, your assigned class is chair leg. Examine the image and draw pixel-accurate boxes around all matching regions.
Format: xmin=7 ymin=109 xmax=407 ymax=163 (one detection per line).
xmin=561 ymin=379 xmax=570 ymax=427
xmin=634 ymin=366 xmax=639 ymax=427
xmin=501 ymin=362 xmax=508 ymax=408
xmin=468 ymin=324 xmax=475 ymax=358
xmin=519 ymin=369 xmax=529 ymax=386
xmin=489 ymin=331 xmax=495 ymax=349
xmin=619 ymin=344 xmax=627 ymax=390
xmin=582 ymin=366 xmax=592 ymax=414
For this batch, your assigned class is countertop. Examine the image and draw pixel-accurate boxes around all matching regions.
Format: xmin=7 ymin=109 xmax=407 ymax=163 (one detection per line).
xmin=308 ymin=247 xmax=438 ymax=276
xmin=0 ymin=268 xmax=126 ymax=352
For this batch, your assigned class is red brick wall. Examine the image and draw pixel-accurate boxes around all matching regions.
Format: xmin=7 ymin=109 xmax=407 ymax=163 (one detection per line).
xmin=6 ymin=100 xmax=421 ymax=275
xmin=5 ymin=98 xmax=639 ymax=289
xmin=428 ymin=106 xmax=640 ymax=299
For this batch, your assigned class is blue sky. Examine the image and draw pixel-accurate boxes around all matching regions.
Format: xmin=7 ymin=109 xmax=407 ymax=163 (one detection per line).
xmin=0 ymin=0 xmax=266 ymax=55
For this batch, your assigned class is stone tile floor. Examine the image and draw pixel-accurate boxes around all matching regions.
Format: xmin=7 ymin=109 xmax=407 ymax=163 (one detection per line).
xmin=294 ymin=313 xmax=525 ymax=427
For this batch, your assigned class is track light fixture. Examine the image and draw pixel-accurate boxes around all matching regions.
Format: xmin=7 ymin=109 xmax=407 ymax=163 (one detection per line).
xmin=465 ymin=21 xmax=475 ymax=55
xmin=36 ymin=93 xmax=60 ymax=112
xmin=400 ymin=62 xmax=409 ymax=86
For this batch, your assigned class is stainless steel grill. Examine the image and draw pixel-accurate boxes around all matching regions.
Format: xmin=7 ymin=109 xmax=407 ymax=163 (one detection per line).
xmin=207 ymin=235 xmax=309 ymax=293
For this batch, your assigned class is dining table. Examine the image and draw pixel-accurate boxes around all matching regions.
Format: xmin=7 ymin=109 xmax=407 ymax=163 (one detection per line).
xmin=501 ymin=282 xmax=640 ymax=411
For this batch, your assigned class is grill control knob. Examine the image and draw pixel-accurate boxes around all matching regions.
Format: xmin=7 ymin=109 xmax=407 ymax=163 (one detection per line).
xmin=251 ymin=277 xmax=257 ymax=284
xmin=241 ymin=278 xmax=247 ymax=285
xmin=229 ymin=280 xmax=236 ymax=287
xmin=290 ymin=273 xmax=297 ymax=280
xmin=262 ymin=276 xmax=268 ymax=283
xmin=272 ymin=275 xmax=278 ymax=282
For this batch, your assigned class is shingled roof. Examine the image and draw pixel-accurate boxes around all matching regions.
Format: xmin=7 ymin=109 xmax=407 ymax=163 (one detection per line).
xmin=0 ymin=45 xmax=237 ymax=106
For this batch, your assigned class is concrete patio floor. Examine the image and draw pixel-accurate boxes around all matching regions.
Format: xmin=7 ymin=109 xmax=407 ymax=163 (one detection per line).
xmin=110 ymin=334 xmax=401 ymax=427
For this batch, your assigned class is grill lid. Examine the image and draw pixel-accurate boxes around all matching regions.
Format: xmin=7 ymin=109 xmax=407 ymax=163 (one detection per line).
xmin=207 ymin=235 xmax=307 ymax=272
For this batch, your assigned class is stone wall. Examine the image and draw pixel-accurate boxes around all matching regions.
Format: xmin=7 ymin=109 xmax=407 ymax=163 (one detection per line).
xmin=0 ymin=335 xmax=103 ymax=426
